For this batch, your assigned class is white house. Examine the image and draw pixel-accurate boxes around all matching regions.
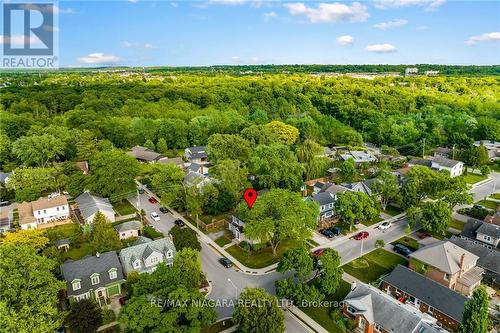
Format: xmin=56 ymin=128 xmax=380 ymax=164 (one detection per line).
xmin=18 ymin=196 xmax=70 ymax=230
xmin=430 ymin=156 xmax=464 ymax=177
xmin=75 ymin=192 xmax=116 ymax=224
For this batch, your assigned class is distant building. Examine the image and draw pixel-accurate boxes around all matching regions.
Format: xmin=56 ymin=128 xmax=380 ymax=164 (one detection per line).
xmin=460 ymin=219 xmax=500 ymax=248
xmin=185 ymin=146 xmax=208 ymax=164
xmin=339 ymin=150 xmax=377 ymax=165
xmin=18 ymin=195 xmax=70 ymax=230
xmin=119 ymin=237 xmax=176 ymax=275
xmin=474 ymin=140 xmax=500 ymax=161
xmin=405 ymin=67 xmax=418 ymax=76
xmin=0 ymin=210 xmax=11 ymax=233
xmin=127 ymin=146 xmax=167 ymax=163
xmin=341 ymin=181 xmax=372 ymax=196
xmin=433 ymin=147 xmax=454 ymax=159
xmin=306 ymin=191 xmax=337 ymax=222
xmin=425 ymin=70 xmax=440 ymax=76
xmin=75 ymin=192 xmax=116 ymax=224
xmin=408 ymin=156 xmax=464 ymax=177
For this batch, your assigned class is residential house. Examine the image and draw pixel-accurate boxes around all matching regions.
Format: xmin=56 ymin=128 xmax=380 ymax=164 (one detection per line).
xmin=408 ymin=241 xmax=483 ymax=296
xmin=184 ymin=170 xmax=211 ymax=188
xmin=473 ymin=140 xmax=500 ymax=161
xmin=484 ymin=208 xmax=500 ymax=226
xmin=114 ymin=221 xmax=142 ymax=240
xmin=449 ymin=236 xmax=500 ymax=288
xmin=119 ymin=237 xmax=176 ymax=275
xmin=0 ymin=171 xmax=12 ymax=184
xmin=381 ymin=265 xmax=467 ymax=331
xmin=0 ymin=210 xmax=11 ymax=233
xmin=187 ymin=162 xmax=209 ymax=176
xmin=343 ymin=282 xmax=447 ymax=333
xmin=405 ymin=67 xmax=419 ymax=76
xmin=425 ymin=70 xmax=440 ymax=76
xmin=341 ymin=181 xmax=373 ymax=196
xmin=306 ymin=192 xmax=336 ymax=222
xmin=127 ymin=146 xmax=166 ymax=163
xmin=339 ymin=150 xmax=377 ymax=166
xmin=434 ymin=147 xmax=454 ymax=159
xmin=18 ymin=195 xmax=70 ymax=230
xmin=316 ymin=146 xmax=335 ymax=158
xmin=185 ymin=146 xmax=208 ymax=164
xmin=75 ymin=161 xmax=89 ymax=175
xmin=60 ymin=251 xmax=125 ymax=305
xmin=409 ymin=157 xmax=464 ymax=178
xmin=158 ymin=156 xmax=185 ymax=168
xmin=229 ymin=215 xmax=246 ymax=243
xmin=460 ymin=219 xmax=500 ymax=248
xmin=75 ymin=192 xmax=116 ymax=224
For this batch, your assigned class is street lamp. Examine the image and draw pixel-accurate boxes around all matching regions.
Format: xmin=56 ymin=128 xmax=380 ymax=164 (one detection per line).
xmin=227 ymin=278 xmax=238 ymax=299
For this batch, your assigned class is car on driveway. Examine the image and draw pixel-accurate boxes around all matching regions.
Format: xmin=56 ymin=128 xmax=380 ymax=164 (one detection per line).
xmin=417 ymin=231 xmax=430 ymax=239
xmin=330 ymin=226 xmax=342 ymax=236
xmin=378 ymin=221 xmax=392 ymax=230
xmin=353 ymin=231 xmax=369 ymax=240
xmin=393 ymin=244 xmax=412 ymax=257
xmin=174 ymin=219 xmax=185 ymax=227
xmin=312 ymin=248 xmax=325 ymax=257
xmin=150 ymin=212 xmax=160 ymax=221
xmin=219 ymin=257 xmax=233 ymax=268
xmin=320 ymin=228 xmax=335 ymax=238
xmin=148 ymin=196 xmax=158 ymax=204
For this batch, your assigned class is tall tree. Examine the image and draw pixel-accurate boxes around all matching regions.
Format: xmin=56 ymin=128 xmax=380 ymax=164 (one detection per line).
xmin=90 ymin=212 xmax=122 ymax=253
xmin=264 ymin=121 xmax=299 ymax=145
xmin=335 ymin=191 xmax=380 ymax=231
xmin=242 ymin=189 xmax=318 ymax=255
xmin=144 ymin=139 xmax=155 ymax=151
xmin=156 ymin=137 xmax=168 ymax=154
xmin=340 ymin=158 xmax=357 ymax=182
xmin=277 ymin=248 xmax=314 ymax=282
xmin=210 ymin=159 xmax=250 ymax=202
xmin=65 ymin=299 xmax=103 ymax=333
xmin=6 ymin=167 xmax=59 ymax=202
xmin=420 ymin=200 xmax=452 ymax=235
xmin=173 ymin=248 xmax=204 ymax=289
xmin=233 ymin=288 xmax=285 ymax=333
xmin=370 ymin=170 xmax=400 ymax=210
xmin=12 ymin=134 xmax=65 ymax=167
xmin=206 ymin=134 xmax=252 ymax=163
xmin=168 ymin=226 xmax=201 ymax=252
xmin=316 ymin=248 xmax=343 ymax=295
xmin=459 ymin=286 xmax=490 ymax=333
xmin=1 ymin=229 xmax=49 ymax=250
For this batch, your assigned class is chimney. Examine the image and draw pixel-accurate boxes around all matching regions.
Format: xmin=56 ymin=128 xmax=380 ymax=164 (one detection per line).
xmin=351 ymin=281 xmax=357 ymax=291
xmin=459 ymin=253 xmax=466 ymax=278
xmin=96 ymin=252 xmax=100 ymax=258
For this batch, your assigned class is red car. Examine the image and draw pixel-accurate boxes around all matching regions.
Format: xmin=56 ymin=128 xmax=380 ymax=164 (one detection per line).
xmin=418 ymin=232 xmax=430 ymax=239
xmin=148 ymin=197 xmax=158 ymax=204
xmin=312 ymin=248 xmax=325 ymax=257
xmin=354 ymin=231 xmax=369 ymax=240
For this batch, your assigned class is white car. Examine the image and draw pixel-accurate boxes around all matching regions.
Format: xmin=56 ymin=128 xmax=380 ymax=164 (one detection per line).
xmin=378 ymin=221 xmax=392 ymax=230
xmin=150 ymin=212 xmax=160 ymax=222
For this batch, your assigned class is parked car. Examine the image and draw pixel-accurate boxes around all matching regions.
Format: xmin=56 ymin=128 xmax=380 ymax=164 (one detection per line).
xmin=378 ymin=221 xmax=392 ymax=230
xmin=219 ymin=257 xmax=233 ymax=268
xmin=320 ymin=228 xmax=335 ymax=238
xmin=312 ymin=248 xmax=325 ymax=257
xmin=393 ymin=244 xmax=412 ymax=257
xmin=353 ymin=231 xmax=369 ymax=240
xmin=330 ymin=226 xmax=342 ymax=236
xmin=174 ymin=219 xmax=185 ymax=227
xmin=138 ymin=187 xmax=145 ymax=194
xmin=119 ymin=296 xmax=128 ymax=305
xmin=150 ymin=212 xmax=160 ymax=221
xmin=0 ymin=200 xmax=10 ymax=207
xmin=148 ymin=197 xmax=158 ymax=204
xmin=417 ymin=231 xmax=430 ymax=239
xmin=159 ymin=206 xmax=170 ymax=214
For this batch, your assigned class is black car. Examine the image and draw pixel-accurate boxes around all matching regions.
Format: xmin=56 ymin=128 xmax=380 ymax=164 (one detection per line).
xmin=219 ymin=257 xmax=233 ymax=268
xmin=320 ymin=228 xmax=335 ymax=238
xmin=330 ymin=226 xmax=342 ymax=236
xmin=174 ymin=219 xmax=185 ymax=227
xmin=159 ymin=207 xmax=170 ymax=214
xmin=0 ymin=201 xmax=10 ymax=207
xmin=393 ymin=244 xmax=412 ymax=257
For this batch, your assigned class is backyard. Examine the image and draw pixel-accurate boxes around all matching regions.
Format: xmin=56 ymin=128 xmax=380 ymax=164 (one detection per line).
xmin=112 ymin=200 xmax=137 ymax=215
xmin=341 ymin=248 xmax=408 ymax=283
xmin=490 ymin=193 xmax=500 ymax=200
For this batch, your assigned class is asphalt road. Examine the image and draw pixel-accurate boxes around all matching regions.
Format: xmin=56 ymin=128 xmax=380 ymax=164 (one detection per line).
xmin=469 ymin=171 xmax=499 ymax=201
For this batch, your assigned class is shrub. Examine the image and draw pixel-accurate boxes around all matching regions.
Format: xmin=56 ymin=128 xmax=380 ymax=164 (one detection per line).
xmin=375 ymin=239 xmax=385 ymax=248
xmin=102 ymin=309 xmax=116 ymax=324
xmin=142 ymin=226 xmax=163 ymax=239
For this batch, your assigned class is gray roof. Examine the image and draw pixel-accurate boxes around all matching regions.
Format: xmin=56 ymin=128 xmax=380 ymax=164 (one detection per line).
xmin=114 ymin=220 xmax=142 ymax=233
xmin=187 ymin=163 xmax=202 ymax=173
xmin=460 ymin=219 xmax=500 ymax=247
xmin=449 ymin=236 xmax=500 ymax=275
xmin=55 ymin=238 xmax=71 ymax=247
xmin=132 ymin=236 xmax=153 ymax=246
xmin=75 ymin=192 xmax=115 ymax=221
xmin=310 ymin=192 xmax=336 ymax=206
xmin=344 ymin=283 xmax=444 ymax=333
xmin=158 ymin=157 xmax=184 ymax=167
xmin=119 ymin=237 xmax=176 ymax=275
xmin=409 ymin=159 xmax=433 ymax=167
xmin=382 ymin=265 xmax=467 ymax=321
xmin=0 ymin=172 xmax=11 ymax=183
xmin=60 ymin=251 xmax=124 ymax=297
xmin=340 ymin=150 xmax=377 ymax=163
xmin=341 ymin=182 xmax=372 ymax=196
xmin=476 ymin=222 xmax=500 ymax=239
xmin=409 ymin=241 xmax=478 ymax=275
xmin=432 ymin=156 xmax=462 ymax=168
xmin=323 ymin=184 xmax=350 ymax=195
xmin=128 ymin=146 xmax=162 ymax=161
xmin=185 ymin=146 xmax=207 ymax=160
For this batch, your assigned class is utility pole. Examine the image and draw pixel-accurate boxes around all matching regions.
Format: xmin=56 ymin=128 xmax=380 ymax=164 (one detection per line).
xmin=452 ymin=144 xmax=456 ymax=160
xmin=422 ymin=138 xmax=426 ymax=158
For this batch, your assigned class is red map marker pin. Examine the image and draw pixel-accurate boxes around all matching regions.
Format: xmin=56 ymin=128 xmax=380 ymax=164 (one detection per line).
xmin=243 ymin=188 xmax=258 ymax=209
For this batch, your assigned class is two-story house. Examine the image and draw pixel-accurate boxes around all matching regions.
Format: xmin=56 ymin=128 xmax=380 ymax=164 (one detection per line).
xmin=460 ymin=219 xmax=500 ymax=248
xmin=75 ymin=192 xmax=116 ymax=224
xmin=185 ymin=146 xmax=208 ymax=164
xmin=306 ymin=192 xmax=336 ymax=222
xmin=60 ymin=251 xmax=125 ymax=306
xmin=18 ymin=195 xmax=70 ymax=230
xmin=381 ymin=265 xmax=467 ymax=331
xmin=408 ymin=241 xmax=484 ymax=296
xmin=343 ymin=282 xmax=447 ymax=333
xmin=409 ymin=157 xmax=464 ymax=178
xmin=119 ymin=237 xmax=176 ymax=275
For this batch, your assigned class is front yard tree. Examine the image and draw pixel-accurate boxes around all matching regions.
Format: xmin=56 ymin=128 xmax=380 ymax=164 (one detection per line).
xmin=243 ymin=189 xmax=318 ymax=256
xmin=335 ymin=191 xmax=380 ymax=232
xmin=150 ymin=162 xmax=185 ymax=193
xmin=65 ymin=299 xmax=103 ymax=333
xmin=169 ymin=226 xmax=201 ymax=251
xmin=277 ymin=248 xmax=314 ymax=282
xmin=0 ymin=245 xmax=64 ymax=333
xmin=89 ymin=150 xmax=140 ymax=199
xmin=90 ymin=211 xmax=122 ymax=253
xmin=371 ymin=170 xmax=399 ymax=210
xmin=317 ymin=248 xmax=343 ymax=295
xmin=340 ymin=158 xmax=357 ymax=182
xmin=173 ymin=248 xmax=204 ymax=289
xmin=233 ymin=288 xmax=285 ymax=333
xmin=210 ymin=159 xmax=250 ymax=202
xmin=119 ymin=296 xmax=162 ymax=333
xmin=420 ymin=200 xmax=452 ymax=235
xmin=460 ymin=286 xmax=490 ymax=333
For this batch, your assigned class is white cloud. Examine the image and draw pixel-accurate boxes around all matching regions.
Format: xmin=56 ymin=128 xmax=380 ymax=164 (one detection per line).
xmin=373 ymin=0 xmax=445 ymax=11
xmin=122 ymin=41 xmax=157 ymax=49
xmin=465 ymin=32 xmax=500 ymax=46
xmin=170 ymin=2 xmax=178 ymax=7
xmin=128 ymin=0 xmax=139 ymax=3
xmin=416 ymin=25 xmax=429 ymax=31
xmin=0 ymin=34 xmax=43 ymax=45
xmin=365 ymin=43 xmax=397 ymax=53
xmin=373 ymin=19 xmax=408 ymax=30
xmin=264 ymin=11 xmax=277 ymax=17
xmin=336 ymin=35 xmax=354 ymax=45
xmin=77 ymin=53 xmax=121 ymax=64
xmin=284 ymin=2 xmax=369 ymax=23
xmin=208 ymin=0 xmax=247 ymax=5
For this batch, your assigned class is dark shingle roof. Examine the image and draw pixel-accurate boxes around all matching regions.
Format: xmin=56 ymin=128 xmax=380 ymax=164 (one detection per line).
xmin=60 ymin=251 xmax=124 ymax=297
xmin=449 ymin=236 xmax=500 ymax=275
xmin=114 ymin=220 xmax=142 ymax=233
xmin=310 ymin=192 xmax=336 ymax=206
xmin=476 ymin=222 xmax=500 ymax=239
xmin=382 ymin=265 xmax=467 ymax=321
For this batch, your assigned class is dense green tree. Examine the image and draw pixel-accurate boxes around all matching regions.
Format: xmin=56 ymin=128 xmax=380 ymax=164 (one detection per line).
xmin=277 ymin=248 xmax=314 ymax=282
xmin=169 ymin=226 xmax=201 ymax=251
xmin=233 ymin=288 xmax=285 ymax=333
xmin=75 ymin=129 xmax=98 ymax=160
xmin=264 ymin=121 xmax=299 ymax=145
xmin=156 ymin=137 xmax=168 ymax=154
xmin=6 ymin=167 xmax=59 ymax=202
xmin=12 ymin=134 xmax=65 ymax=167
xmin=275 ymin=278 xmax=325 ymax=305
xmin=420 ymin=200 xmax=452 ymax=235
xmin=206 ymin=134 xmax=252 ymax=163
xmin=316 ymin=249 xmax=343 ymax=295
xmin=340 ymin=158 xmax=357 ymax=182
xmin=173 ymin=248 xmax=204 ymax=289
xmin=144 ymin=139 xmax=155 ymax=151
xmin=370 ymin=171 xmax=400 ymax=210
xmin=335 ymin=191 xmax=380 ymax=231
xmin=1 ymin=229 xmax=49 ymax=250
xmin=459 ymin=286 xmax=490 ymax=333
xmin=210 ymin=159 xmax=250 ymax=203
xmin=65 ymin=299 xmax=103 ymax=333
xmin=90 ymin=212 xmax=122 ymax=253
xmin=118 ymin=295 xmax=162 ymax=332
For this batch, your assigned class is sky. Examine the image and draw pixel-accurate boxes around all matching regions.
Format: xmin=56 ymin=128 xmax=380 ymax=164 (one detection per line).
xmin=6 ymin=0 xmax=500 ymax=66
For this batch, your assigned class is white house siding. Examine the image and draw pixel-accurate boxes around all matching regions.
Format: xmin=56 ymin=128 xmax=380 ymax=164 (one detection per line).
xmin=20 ymin=221 xmax=38 ymax=230
xmin=118 ymin=229 xmax=139 ymax=240
xmin=33 ymin=204 xmax=69 ymax=224
xmin=87 ymin=210 xmax=115 ymax=224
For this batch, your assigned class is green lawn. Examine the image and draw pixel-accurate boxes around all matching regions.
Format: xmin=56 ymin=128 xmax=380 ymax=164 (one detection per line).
xmin=62 ymin=242 xmax=94 ymax=261
xmin=112 ymin=200 xmax=137 ymax=215
xmin=449 ymin=219 xmax=466 ymax=231
xmin=426 ymin=229 xmax=453 ymax=240
xmin=383 ymin=205 xmax=402 ymax=216
xmin=45 ymin=223 xmax=81 ymax=241
xmin=462 ymin=173 xmax=487 ymax=185
xmin=490 ymin=193 xmax=500 ymax=200
xmin=299 ymin=280 xmax=351 ymax=333
xmin=391 ymin=236 xmax=420 ymax=251
xmin=225 ymin=240 xmax=304 ymax=269
xmin=363 ymin=216 xmax=384 ymax=227
xmin=476 ymin=200 xmax=498 ymax=210
xmin=214 ymin=235 xmax=232 ymax=247
xmin=342 ymin=249 xmax=408 ymax=283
